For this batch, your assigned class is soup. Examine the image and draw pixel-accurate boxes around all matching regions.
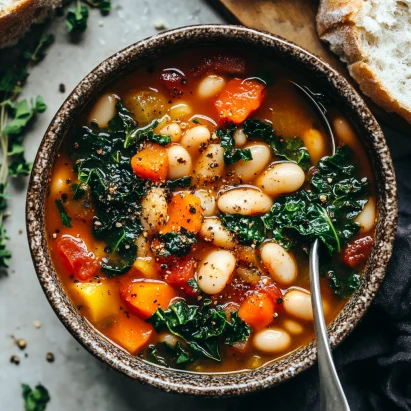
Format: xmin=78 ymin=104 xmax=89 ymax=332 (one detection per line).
xmin=46 ymin=48 xmax=376 ymax=373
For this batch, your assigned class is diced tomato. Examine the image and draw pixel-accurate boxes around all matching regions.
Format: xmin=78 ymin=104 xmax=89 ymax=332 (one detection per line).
xmin=156 ymin=255 xmax=198 ymax=297
xmin=343 ymin=236 xmax=374 ymax=268
xmin=215 ymin=78 xmax=266 ymax=124
xmin=119 ymin=278 xmax=177 ymax=319
xmin=106 ymin=313 xmax=153 ymax=355
xmin=212 ymin=276 xmax=252 ymax=305
xmin=256 ymin=276 xmax=283 ymax=309
xmin=131 ymin=143 xmax=168 ymax=182
xmin=159 ymin=69 xmax=187 ymax=95
xmin=192 ymin=54 xmax=246 ymax=77
xmin=162 ymin=193 xmax=203 ymax=234
xmin=238 ymin=293 xmax=275 ymax=330
xmin=56 ymin=235 xmax=100 ymax=281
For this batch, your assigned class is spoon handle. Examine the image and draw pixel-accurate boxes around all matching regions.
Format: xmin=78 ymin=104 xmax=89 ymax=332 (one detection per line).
xmin=309 ymin=239 xmax=350 ymax=411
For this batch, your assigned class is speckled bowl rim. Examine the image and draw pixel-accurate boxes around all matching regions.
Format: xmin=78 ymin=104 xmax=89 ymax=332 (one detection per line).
xmin=26 ymin=24 xmax=398 ymax=396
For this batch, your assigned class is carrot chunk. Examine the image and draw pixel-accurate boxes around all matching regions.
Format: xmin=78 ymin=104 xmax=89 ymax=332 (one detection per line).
xmin=131 ymin=143 xmax=168 ymax=181
xmin=238 ymin=293 xmax=275 ymax=330
xmin=215 ymin=78 xmax=266 ymax=124
xmin=119 ymin=279 xmax=176 ymax=319
xmin=107 ymin=313 xmax=153 ymax=355
xmin=56 ymin=235 xmax=100 ymax=281
xmin=162 ymin=193 xmax=203 ymax=234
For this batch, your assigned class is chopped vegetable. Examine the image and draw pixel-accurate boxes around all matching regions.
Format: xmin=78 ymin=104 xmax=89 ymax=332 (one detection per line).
xmin=238 ymin=293 xmax=276 ymax=330
xmin=215 ymin=78 xmax=266 ymax=124
xmin=147 ymin=299 xmax=251 ymax=363
xmin=22 ymin=384 xmax=50 ymax=411
xmin=162 ymin=193 xmax=203 ymax=234
xmin=131 ymin=143 xmax=169 ymax=182
xmin=107 ymin=314 xmax=153 ymax=355
xmin=343 ymin=236 xmax=374 ymax=268
xmin=56 ymin=235 xmax=99 ymax=281
xmin=120 ymin=279 xmax=177 ymax=319
xmin=154 ymin=229 xmax=197 ymax=257
xmin=55 ymin=199 xmax=72 ymax=227
xmin=220 ymin=213 xmax=266 ymax=246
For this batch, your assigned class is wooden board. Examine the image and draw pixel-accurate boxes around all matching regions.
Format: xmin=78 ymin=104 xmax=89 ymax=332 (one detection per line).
xmin=211 ymin=0 xmax=411 ymax=134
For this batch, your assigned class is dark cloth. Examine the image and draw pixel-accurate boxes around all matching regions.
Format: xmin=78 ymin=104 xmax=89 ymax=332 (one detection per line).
xmin=225 ymin=153 xmax=411 ymax=411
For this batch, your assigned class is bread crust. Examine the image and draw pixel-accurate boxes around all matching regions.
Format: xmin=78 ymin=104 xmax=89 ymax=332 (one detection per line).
xmin=317 ymin=0 xmax=411 ymax=123
xmin=0 ymin=0 xmax=62 ymax=49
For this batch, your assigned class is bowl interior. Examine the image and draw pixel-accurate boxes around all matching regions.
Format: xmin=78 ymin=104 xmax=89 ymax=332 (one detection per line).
xmin=26 ymin=24 xmax=397 ymax=396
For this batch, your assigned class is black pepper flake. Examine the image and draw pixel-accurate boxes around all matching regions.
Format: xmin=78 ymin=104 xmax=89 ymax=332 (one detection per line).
xmin=59 ymin=83 xmax=66 ymax=93
xmin=189 ymin=206 xmax=196 ymax=214
xmin=277 ymin=298 xmax=283 ymax=305
xmin=10 ymin=355 xmax=20 ymax=365
xmin=46 ymin=352 xmax=55 ymax=363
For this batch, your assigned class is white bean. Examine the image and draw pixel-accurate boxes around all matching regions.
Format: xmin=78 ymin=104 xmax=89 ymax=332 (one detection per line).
xmin=194 ymin=189 xmax=217 ymax=216
xmin=333 ymin=116 xmax=356 ymax=147
xmin=283 ymin=289 xmax=313 ymax=321
xmin=260 ymin=242 xmax=297 ymax=285
xmin=169 ymin=102 xmax=192 ymax=121
xmin=50 ymin=167 xmax=72 ymax=197
xmin=253 ymin=328 xmax=291 ymax=354
xmin=159 ymin=122 xmax=182 ymax=143
xmin=199 ymin=217 xmax=237 ymax=249
xmin=180 ymin=126 xmax=211 ymax=154
xmin=355 ymin=197 xmax=376 ymax=233
xmin=197 ymin=250 xmax=236 ymax=295
xmin=197 ymin=75 xmax=226 ymax=99
xmin=283 ymin=319 xmax=304 ymax=335
xmin=88 ymin=93 xmax=118 ymax=128
xmin=157 ymin=333 xmax=179 ymax=347
xmin=256 ymin=162 xmax=305 ymax=196
xmin=302 ymin=128 xmax=326 ymax=165
xmin=230 ymin=143 xmax=271 ymax=182
xmin=194 ymin=144 xmax=225 ymax=183
xmin=141 ymin=187 xmax=168 ymax=234
xmin=233 ymin=128 xmax=247 ymax=147
xmin=217 ymin=187 xmax=273 ymax=216
xmin=167 ymin=144 xmax=193 ymax=180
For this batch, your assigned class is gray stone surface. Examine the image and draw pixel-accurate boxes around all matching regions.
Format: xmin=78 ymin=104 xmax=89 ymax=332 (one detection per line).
xmin=0 ymin=1 xmax=229 ymax=409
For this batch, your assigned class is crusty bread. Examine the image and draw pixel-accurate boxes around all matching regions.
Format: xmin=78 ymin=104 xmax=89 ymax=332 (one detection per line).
xmin=0 ymin=0 xmax=62 ymax=49
xmin=317 ymin=0 xmax=411 ymax=124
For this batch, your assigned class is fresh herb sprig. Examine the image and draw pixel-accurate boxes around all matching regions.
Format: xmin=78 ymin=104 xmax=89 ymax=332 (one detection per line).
xmin=0 ymin=31 xmax=53 ymax=268
xmin=22 ymin=384 xmax=50 ymax=411
xmin=65 ymin=0 xmax=111 ymax=34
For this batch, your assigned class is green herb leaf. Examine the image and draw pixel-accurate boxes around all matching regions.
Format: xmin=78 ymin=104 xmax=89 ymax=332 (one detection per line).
xmin=243 ymin=119 xmax=310 ymax=169
xmin=147 ymin=300 xmax=251 ymax=364
xmin=166 ymin=176 xmax=192 ymax=191
xmin=216 ymin=123 xmax=253 ymax=165
xmin=220 ymin=213 xmax=266 ymax=246
xmin=155 ymin=229 xmax=197 ymax=257
xmin=66 ymin=5 xmax=89 ymax=33
xmin=71 ymin=183 xmax=87 ymax=200
xmin=148 ymin=344 xmax=169 ymax=367
xmin=325 ymin=266 xmax=361 ymax=298
xmin=186 ymin=278 xmax=201 ymax=294
xmin=0 ymin=222 xmax=11 ymax=268
xmin=22 ymin=33 xmax=55 ymax=63
xmin=22 ymin=384 xmax=50 ymax=411
xmin=55 ymin=200 xmax=72 ymax=227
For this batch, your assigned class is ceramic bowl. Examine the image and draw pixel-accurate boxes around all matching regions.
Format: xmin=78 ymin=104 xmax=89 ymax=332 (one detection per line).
xmin=26 ymin=24 xmax=398 ymax=396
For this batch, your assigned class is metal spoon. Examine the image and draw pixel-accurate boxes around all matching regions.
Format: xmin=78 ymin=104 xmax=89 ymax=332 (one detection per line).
xmin=290 ymin=82 xmax=350 ymax=411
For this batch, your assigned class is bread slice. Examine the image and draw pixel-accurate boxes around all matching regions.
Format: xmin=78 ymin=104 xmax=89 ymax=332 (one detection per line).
xmin=0 ymin=0 xmax=62 ymax=49
xmin=317 ymin=0 xmax=411 ymax=124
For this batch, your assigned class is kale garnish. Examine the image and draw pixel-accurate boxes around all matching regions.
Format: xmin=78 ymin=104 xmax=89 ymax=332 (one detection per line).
xmin=243 ymin=119 xmax=310 ymax=169
xmin=22 ymin=384 xmax=50 ymax=411
xmin=262 ymin=146 xmax=368 ymax=254
xmin=326 ymin=267 xmax=361 ymax=298
xmin=166 ymin=176 xmax=192 ymax=191
xmin=146 ymin=299 xmax=251 ymax=364
xmin=155 ymin=228 xmax=197 ymax=257
xmin=55 ymin=200 xmax=72 ymax=228
xmin=220 ymin=213 xmax=266 ymax=247
xmin=216 ymin=123 xmax=253 ymax=165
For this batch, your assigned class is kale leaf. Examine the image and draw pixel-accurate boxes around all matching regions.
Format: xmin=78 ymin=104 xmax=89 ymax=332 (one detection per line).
xmin=71 ymin=116 xmax=146 ymax=275
xmin=113 ymin=103 xmax=170 ymax=148
xmin=166 ymin=176 xmax=192 ymax=191
xmin=262 ymin=146 xmax=368 ymax=254
xmin=243 ymin=119 xmax=310 ymax=169
xmin=55 ymin=200 xmax=72 ymax=228
xmin=323 ymin=264 xmax=361 ymax=298
xmin=22 ymin=384 xmax=50 ymax=411
xmin=220 ymin=213 xmax=266 ymax=246
xmin=216 ymin=123 xmax=253 ymax=165
xmin=155 ymin=228 xmax=197 ymax=257
xmin=147 ymin=299 xmax=251 ymax=363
